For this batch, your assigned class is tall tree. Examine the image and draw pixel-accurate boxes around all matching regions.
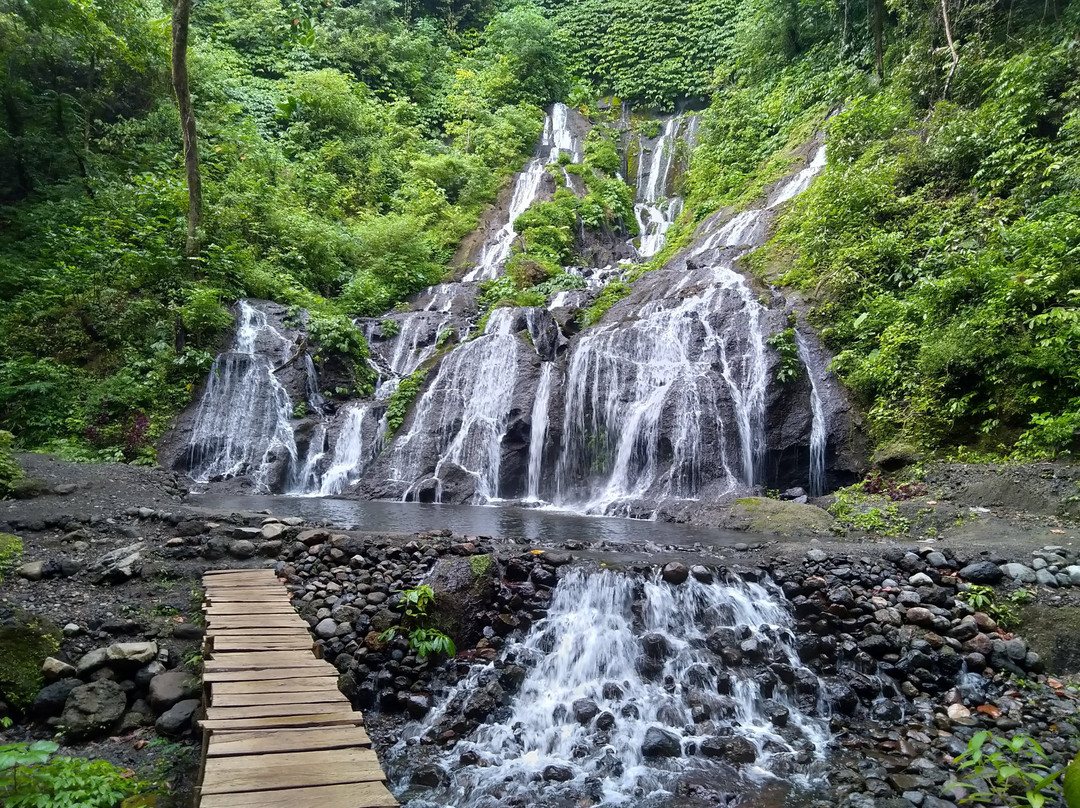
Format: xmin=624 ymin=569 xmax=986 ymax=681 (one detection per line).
xmin=172 ymin=0 xmax=201 ymax=258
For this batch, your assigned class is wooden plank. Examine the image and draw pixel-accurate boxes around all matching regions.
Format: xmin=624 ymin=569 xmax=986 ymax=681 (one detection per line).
xmin=205 ymin=746 xmax=379 ymax=773
xmin=212 ymin=691 xmax=347 ymax=708
xmin=204 ymin=668 xmax=340 ymax=683
xmin=200 ymin=752 xmax=384 ymax=795
xmin=205 ymin=606 xmax=298 ymax=616
xmin=210 ymin=676 xmax=342 ymax=694
xmin=211 ymin=638 xmax=315 ymax=652
xmin=203 ymin=655 xmax=329 ymax=671
xmin=199 ymin=781 xmax=397 ymax=808
xmin=206 ymin=617 xmax=307 ymax=627
xmin=206 ymin=726 xmax=371 ymax=756
xmin=199 ymin=712 xmax=364 ymax=731
xmin=207 ymin=702 xmax=355 ymax=720
xmin=204 ymin=568 xmax=277 ymax=575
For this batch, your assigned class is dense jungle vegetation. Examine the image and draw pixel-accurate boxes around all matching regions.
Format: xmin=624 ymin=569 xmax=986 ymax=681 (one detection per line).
xmin=0 ymin=0 xmax=1077 ymax=462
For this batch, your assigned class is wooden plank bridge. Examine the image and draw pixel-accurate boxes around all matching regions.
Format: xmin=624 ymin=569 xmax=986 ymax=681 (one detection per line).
xmin=195 ymin=568 xmax=398 ymax=808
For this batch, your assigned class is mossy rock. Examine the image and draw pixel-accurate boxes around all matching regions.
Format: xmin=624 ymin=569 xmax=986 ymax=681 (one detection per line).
xmin=872 ymin=441 xmax=921 ymax=472
xmin=729 ymin=498 xmax=834 ymax=536
xmin=0 ymin=600 xmax=61 ymax=708
xmin=0 ymin=532 xmax=22 ymax=581
xmin=1016 ymin=604 xmax=1080 ymax=675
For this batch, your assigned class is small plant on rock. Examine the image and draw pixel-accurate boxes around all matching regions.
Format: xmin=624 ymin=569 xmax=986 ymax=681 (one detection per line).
xmin=378 ymin=585 xmax=456 ymax=660
xmin=945 ymin=731 xmax=1062 ymax=808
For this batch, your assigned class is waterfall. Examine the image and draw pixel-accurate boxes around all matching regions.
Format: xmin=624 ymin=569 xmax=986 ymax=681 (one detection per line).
xmin=288 ymin=422 xmax=327 ymax=494
xmin=633 ymin=114 xmax=700 ymax=259
xmin=390 ymin=308 xmax=522 ymax=503
xmin=553 ymin=268 xmax=761 ymax=514
xmin=768 ymin=146 xmax=827 ymax=207
xmin=796 ymin=332 xmax=827 ymax=497
xmin=394 ymin=568 xmax=828 ymax=806
xmin=317 ymin=404 xmax=381 ymax=495
xmin=525 ymin=363 xmax=555 ymax=502
xmin=463 ymin=103 xmax=581 ymax=283
xmin=183 ymin=301 xmax=299 ymax=491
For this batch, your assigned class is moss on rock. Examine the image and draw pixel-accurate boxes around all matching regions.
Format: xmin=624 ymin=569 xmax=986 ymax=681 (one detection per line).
xmin=0 ymin=532 xmax=22 ymax=581
xmin=729 ymin=498 xmax=834 ymax=536
xmin=0 ymin=601 xmax=61 ymax=709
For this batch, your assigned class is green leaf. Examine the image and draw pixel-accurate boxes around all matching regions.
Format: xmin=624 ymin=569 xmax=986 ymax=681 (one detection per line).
xmin=1063 ymin=752 xmax=1080 ymax=808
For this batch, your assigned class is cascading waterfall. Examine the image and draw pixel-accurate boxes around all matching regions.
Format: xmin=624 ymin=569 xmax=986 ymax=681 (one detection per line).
xmin=316 ymin=404 xmax=382 ymax=495
xmin=463 ymin=104 xmax=582 ymax=283
xmin=525 ymin=363 xmax=555 ymax=501
xmin=389 ymin=308 xmax=522 ymax=503
xmin=550 ymin=144 xmax=829 ymax=513
xmin=183 ymin=301 xmax=299 ymax=491
xmin=795 ymin=332 xmax=827 ymax=497
xmin=633 ymin=115 xmax=699 ymax=259
xmin=393 ymin=567 xmax=828 ymax=807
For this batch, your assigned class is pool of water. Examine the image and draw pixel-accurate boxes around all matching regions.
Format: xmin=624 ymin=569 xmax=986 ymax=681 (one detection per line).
xmin=186 ymin=495 xmax=774 ymax=550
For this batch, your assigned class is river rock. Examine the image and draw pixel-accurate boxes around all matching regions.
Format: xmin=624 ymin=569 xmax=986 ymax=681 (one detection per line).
xmin=155 ymin=698 xmax=200 ymax=737
xmin=641 ymin=726 xmax=682 ymax=757
xmin=18 ymin=561 xmax=44 ymax=581
xmin=573 ymin=698 xmax=599 ymax=724
xmin=314 ymin=618 xmax=337 ymax=639
xmin=1001 ymin=563 xmax=1037 ymax=583
xmin=661 ymin=562 xmax=689 ymax=585
xmin=543 ymin=764 xmax=575 ymax=782
xmin=261 ymin=523 xmax=287 ymax=540
xmin=700 ymin=735 xmax=757 ymax=763
xmin=229 ymin=539 xmax=256 ymax=559
xmin=959 ymin=561 xmax=1003 ymax=584
xmin=90 ymin=542 xmax=145 ymax=583
xmin=32 ymin=678 xmax=81 ymax=718
xmin=60 ymin=680 xmax=127 ymax=739
xmin=148 ymin=670 xmax=200 ymax=713
xmin=1036 ymin=568 xmax=1059 ymax=588
xmin=41 ymin=657 xmax=75 ymax=680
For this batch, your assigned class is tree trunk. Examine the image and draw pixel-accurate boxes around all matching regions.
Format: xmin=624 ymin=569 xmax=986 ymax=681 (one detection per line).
xmin=172 ymin=0 xmax=201 ymax=259
xmin=873 ymin=0 xmax=884 ymax=81
xmin=940 ymin=0 xmax=960 ymax=99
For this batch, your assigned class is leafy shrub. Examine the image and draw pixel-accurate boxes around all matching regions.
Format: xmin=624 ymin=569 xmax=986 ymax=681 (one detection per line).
xmin=0 ymin=740 xmax=157 ymax=808
xmin=377 ymin=584 xmax=456 ymax=659
xmin=580 ymin=280 xmax=632 ymax=327
xmin=828 ymin=485 xmax=910 ymax=536
xmin=179 ymin=288 xmax=233 ymax=348
xmin=945 ymin=731 xmax=1062 ymax=808
xmin=385 ymin=370 xmax=426 ymax=436
xmin=766 ymin=329 xmax=802 ymax=384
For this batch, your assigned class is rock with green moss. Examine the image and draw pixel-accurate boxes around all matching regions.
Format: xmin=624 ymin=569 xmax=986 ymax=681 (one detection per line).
xmin=0 ymin=601 xmax=61 ymax=708
xmin=427 ymin=556 xmax=498 ymax=649
xmin=0 ymin=532 xmax=22 ymax=581
xmin=872 ymin=441 xmax=921 ymax=472
xmin=729 ymin=497 xmax=835 ymax=536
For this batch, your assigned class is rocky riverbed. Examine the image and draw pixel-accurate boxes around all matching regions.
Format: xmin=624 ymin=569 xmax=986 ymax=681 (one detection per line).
xmin=2 ymin=453 xmax=1080 ymax=807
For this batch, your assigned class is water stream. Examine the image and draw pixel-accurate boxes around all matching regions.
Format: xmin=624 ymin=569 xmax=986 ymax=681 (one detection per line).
xmin=390 ymin=567 xmax=829 ymax=808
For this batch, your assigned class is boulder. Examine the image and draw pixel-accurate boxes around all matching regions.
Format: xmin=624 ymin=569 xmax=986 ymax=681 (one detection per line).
xmin=155 ymin=698 xmax=200 ymax=737
xmin=641 ymin=726 xmax=682 ymax=758
xmin=959 ymin=561 xmax=1003 ymax=584
xmin=424 ymin=555 xmax=499 ymax=650
xmin=90 ymin=543 xmax=146 ymax=584
xmin=17 ymin=561 xmax=44 ymax=581
xmin=0 ymin=602 xmax=61 ymax=708
xmin=32 ymin=678 xmax=81 ymax=719
xmin=60 ymin=680 xmax=127 ymax=739
xmin=41 ymin=657 xmax=75 ymax=680
xmin=661 ymin=562 xmax=689 ymax=585
xmin=148 ymin=671 xmax=200 ymax=714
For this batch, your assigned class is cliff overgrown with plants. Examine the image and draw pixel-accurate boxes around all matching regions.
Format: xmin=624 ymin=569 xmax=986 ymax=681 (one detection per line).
xmin=0 ymin=0 xmax=1077 ymax=462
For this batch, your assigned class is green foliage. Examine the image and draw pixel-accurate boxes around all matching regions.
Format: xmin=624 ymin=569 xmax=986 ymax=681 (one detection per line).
xmin=0 ymin=0 xmax=549 ymax=457
xmin=752 ymin=31 xmax=1080 ymax=458
xmin=766 ymin=328 xmax=802 ymax=384
xmin=0 ymin=740 xmax=157 ymax=808
xmin=537 ymin=0 xmax=737 ymax=108
xmin=0 ymin=432 xmax=22 ymax=498
xmin=827 ymin=485 xmax=910 ymax=536
xmin=945 ymin=731 xmax=1062 ymax=808
xmin=380 ymin=319 xmax=401 ymax=338
xmin=580 ymin=280 xmax=632 ymax=327
xmin=377 ymin=585 xmax=456 ymax=659
xmin=385 ymin=369 xmax=426 ymax=436
xmin=0 ymin=534 xmax=23 ymax=583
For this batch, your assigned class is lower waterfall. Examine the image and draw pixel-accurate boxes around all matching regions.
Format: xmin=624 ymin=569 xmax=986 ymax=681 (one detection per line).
xmin=390 ymin=567 xmax=829 ymax=808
